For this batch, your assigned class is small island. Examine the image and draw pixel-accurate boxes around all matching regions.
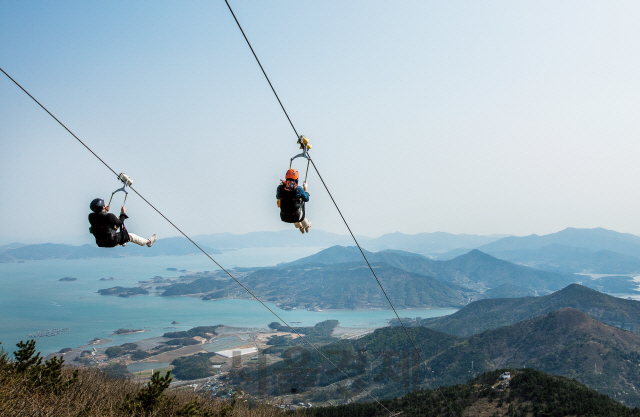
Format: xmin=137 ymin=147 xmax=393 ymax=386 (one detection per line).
xmin=88 ymin=338 xmax=111 ymax=345
xmin=171 ymin=321 xmax=180 ymax=324
xmin=59 ymin=277 xmax=77 ymax=282
xmin=99 ymin=277 xmax=116 ymax=281
xmin=112 ymin=329 xmax=146 ymax=335
xmin=97 ymin=287 xmax=149 ymax=297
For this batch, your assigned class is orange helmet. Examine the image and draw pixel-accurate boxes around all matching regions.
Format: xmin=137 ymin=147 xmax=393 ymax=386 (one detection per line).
xmin=285 ymin=169 xmax=299 ymax=181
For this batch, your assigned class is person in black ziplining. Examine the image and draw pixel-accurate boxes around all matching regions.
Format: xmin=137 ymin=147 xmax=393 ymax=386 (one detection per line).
xmin=88 ymin=198 xmax=157 ymax=248
xmin=277 ymin=169 xmax=311 ymax=233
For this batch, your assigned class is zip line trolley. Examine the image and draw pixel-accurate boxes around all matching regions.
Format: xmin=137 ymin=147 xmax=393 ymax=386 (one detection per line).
xmin=289 ymin=135 xmax=312 ymax=182
xmin=108 ymin=173 xmax=133 ymax=207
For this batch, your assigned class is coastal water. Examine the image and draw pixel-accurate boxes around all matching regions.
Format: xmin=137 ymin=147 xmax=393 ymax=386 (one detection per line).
xmin=0 ymin=248 xmax=457 ymax=356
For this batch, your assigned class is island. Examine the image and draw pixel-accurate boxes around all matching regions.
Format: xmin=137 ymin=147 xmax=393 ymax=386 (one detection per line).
xmin=99 ymin=277 xmax=116 ymax=281
xmin=97 ymin=287 xmax=149 ymax=297
xmin=112 ymin=329 xmax=146 ymax=335
xmin=59 ymin=277 xmax=77 ymax=282
xmin=88 ymin=338 xmax=111 ymax=345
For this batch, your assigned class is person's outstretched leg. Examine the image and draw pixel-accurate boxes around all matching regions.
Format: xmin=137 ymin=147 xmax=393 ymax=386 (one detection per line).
xmin=128 ymin=233 xmax=149 ymax=246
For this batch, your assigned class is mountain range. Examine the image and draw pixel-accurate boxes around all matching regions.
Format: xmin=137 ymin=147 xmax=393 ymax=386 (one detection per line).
xmin=403 ymin=283 xmax=640 ymax=336
xmin=148 ymin=246 xmax=582 ymax=308
xmin=5 ymin=227 xmax=640 ymax=276
xmin=0 ymin=237 xmax=220 ymax=262
xmin=287 ymin=246 xmax=576 ymax=293
xmin=158 ymin=262 xmax=472 ymax=309
xmin=471 ymin=227 xmax=640 ymax=273
xmin=234 ymin=307 xmax=640 ymax=407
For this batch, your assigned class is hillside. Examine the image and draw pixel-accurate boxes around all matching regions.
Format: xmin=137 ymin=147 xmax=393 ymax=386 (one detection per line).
xmin=289 ymin=246 xmax=576 ymax=293
xmin=167 ymin=262 xmax=473 ymax=309
xmin=4 ymin=337 xmax=640 ymax=416
xmin=299 ymin=368 xmax=640 ymax=417
xmin=234 ymin=308 xmax=640 ymax=407
xmin=465 ymin=308 xmax=640 ymax=406
xmin=409 ymin=283 xmax=640 ymax=336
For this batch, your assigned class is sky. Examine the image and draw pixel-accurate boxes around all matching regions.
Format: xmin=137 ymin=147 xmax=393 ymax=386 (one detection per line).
xmin=2 ymin=1 xmax=640 ymax=245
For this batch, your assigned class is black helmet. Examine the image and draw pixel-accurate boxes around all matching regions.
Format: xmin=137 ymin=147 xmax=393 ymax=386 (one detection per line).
xmin=90 ymin=198 xmax=105 ymax=213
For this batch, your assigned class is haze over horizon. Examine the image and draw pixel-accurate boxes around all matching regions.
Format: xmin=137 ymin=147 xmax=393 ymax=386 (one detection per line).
xmin=3 ymin=1 xmax=640 ymax=244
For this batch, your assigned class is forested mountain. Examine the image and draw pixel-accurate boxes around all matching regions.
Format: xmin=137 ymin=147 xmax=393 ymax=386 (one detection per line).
xmin=234 ymin=309 xmax=640 ymax=407
xmin=299 ymin=368 xmax=640 ymax=417
xmin=162 ymin=262 xmax=473 ymax=309
xmin=288 ymin=246 xmax=576 ymax=293
xmin=406 ymin=284 xmax=640 ymax=336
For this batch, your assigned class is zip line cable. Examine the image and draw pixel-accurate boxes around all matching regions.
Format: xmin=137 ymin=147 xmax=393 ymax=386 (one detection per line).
xmin=309 ymin=159 xmax=426 ymax=364
xmin=223 ymin=0 xmax=427 ymax=367
xmin=223 ymin=0 xmax=299 ymax=139
xmin=223 ymin=5 xmax=458 ymax=414
xmin=0 ymin=66 xmax=391 ymax=414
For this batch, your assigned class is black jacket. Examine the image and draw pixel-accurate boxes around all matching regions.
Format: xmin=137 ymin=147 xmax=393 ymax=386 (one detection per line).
xmin=88 ymin=212 xmax=129 ymax=247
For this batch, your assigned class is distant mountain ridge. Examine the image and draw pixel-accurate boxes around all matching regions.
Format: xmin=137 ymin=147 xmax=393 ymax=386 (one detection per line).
xmin=0 ymin=243 xmax=26 ymax=253
xmin=0 ymin=238 xmax=220 ymax=262
xmin=359 ymin=231 xmax=508 ymax=253
xmin=288 ymin=246 xmax=576 ymax=293
xmin=479 ymin=227 xmax=640 ymax=258
xmin=483 ymin=243 xmax=640 ymax=274
xmin=407 ymin=284 xmax=640 ymax=336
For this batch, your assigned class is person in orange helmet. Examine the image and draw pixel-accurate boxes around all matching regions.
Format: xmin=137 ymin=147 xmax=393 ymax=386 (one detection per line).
xmin=277 ymin=169 xmax=311 ymax=233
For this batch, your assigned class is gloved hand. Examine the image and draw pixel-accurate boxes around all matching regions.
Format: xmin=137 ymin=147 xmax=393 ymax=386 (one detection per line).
xmin=303 ymin=181 xmax=308 ymax=191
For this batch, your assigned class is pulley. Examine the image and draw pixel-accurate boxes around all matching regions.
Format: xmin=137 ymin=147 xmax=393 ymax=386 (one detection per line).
xmin=108 ymin=173 xmax=132 ymax=207
xmin=289 ymin=135 xmax=312 ymax=182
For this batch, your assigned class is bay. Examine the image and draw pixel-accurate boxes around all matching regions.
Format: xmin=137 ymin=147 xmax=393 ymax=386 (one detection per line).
xmin=0 ymin=247 xmax=457 ymax=356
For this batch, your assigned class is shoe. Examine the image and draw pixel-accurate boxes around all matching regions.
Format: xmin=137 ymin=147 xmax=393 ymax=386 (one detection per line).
xmin=299 ymin=227 xmax=305 ymax=234
xmin=147 ymin=234 xmax=157 ymax=247
xmin=304 ymin=222 xmax=311 ymax=233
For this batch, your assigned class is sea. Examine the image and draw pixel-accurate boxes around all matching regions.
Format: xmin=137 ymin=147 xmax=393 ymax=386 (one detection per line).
xmin=0 ymin=247 xmax=458 ymax=356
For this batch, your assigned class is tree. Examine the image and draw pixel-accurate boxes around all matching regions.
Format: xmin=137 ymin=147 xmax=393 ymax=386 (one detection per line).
xmin=123 ymin=371 xmax=173 ymax=413
xmin=105 ymin=346 xmax=124 ymax=358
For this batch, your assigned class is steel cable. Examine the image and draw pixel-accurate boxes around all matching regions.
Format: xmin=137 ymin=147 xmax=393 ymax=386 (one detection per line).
xmin=223 ymin=3 xmax=458 ymax=413
xmin=223 ymin=0 xmax=428 ymax=369
xmin=1 ymin=66 xmax=391 ymax=414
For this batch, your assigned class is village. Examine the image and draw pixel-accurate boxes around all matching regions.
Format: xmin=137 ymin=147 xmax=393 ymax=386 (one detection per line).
xmin=47 ymin=324 xmax=374 ymax=409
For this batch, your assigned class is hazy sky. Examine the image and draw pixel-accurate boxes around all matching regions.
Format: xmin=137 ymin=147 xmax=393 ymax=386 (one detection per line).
xmin=2 ymin=1 xmax=640 ymax=245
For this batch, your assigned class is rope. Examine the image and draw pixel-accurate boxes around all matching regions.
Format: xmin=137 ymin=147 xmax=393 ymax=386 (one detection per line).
xmin=1 ymin=66 xmax=391 ymax=414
